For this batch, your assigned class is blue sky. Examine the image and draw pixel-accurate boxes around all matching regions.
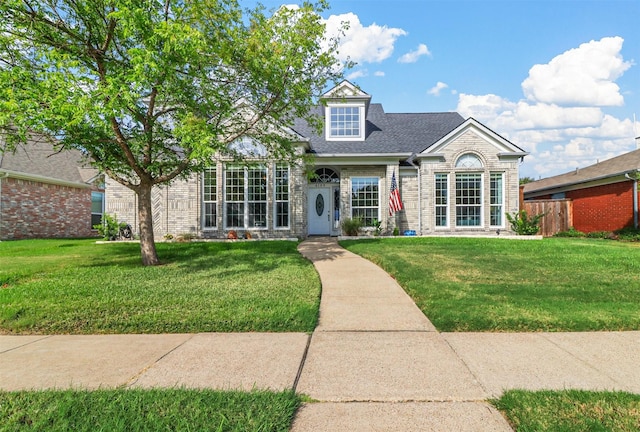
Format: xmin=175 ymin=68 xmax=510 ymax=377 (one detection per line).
xmin=257 ymin=0 xmax=640 ymax=179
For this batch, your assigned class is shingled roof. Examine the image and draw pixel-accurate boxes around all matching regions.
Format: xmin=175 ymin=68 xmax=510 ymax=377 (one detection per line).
xmin=291 ymin=104 xmax=466 ymax=155
xmin=0 ymin=133 xmax=96 ymax=186
xmin=524 ymin=146 xmax=640 ymax=196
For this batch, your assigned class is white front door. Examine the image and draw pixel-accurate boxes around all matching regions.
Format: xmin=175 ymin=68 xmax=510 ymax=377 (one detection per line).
xmin=308 ymin=187 xmax=332 ymax=235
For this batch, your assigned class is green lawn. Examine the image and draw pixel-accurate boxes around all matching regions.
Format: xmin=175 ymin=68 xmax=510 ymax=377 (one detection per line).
xmin=0 ymin=388 xmax=300 ymax=432
xmin=493 ymin=390 xmax=640 ymax=431
xmin=0 ymin=239 xmax=320 ymax=334
xmin=341 ymin=237 xmax=640 ymax=332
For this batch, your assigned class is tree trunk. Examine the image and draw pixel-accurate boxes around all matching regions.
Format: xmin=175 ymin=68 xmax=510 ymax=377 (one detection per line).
xmin=137 ymin=181 xmax=160 ymax=266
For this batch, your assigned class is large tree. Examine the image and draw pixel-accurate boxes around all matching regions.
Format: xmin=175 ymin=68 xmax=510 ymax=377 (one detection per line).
xmin=0 ymin=0 xmax=343 ymax=265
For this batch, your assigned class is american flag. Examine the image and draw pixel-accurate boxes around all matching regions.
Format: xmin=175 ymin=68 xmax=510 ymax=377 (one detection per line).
xmin=389 ymin=170 xmax=403 ymax=215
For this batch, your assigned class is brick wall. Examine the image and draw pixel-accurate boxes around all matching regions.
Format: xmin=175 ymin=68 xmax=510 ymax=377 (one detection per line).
xmin=566 ymin=181 xmax=635 ymax=232
xmin=1 ymin=177 xmax=93 ymax=239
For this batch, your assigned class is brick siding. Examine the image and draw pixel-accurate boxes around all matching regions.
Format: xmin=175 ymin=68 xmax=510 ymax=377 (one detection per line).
xmin=1 ymin=177 xmax=93 ymax=239
xmin=567 ymin=181 xmax=636 ymax=232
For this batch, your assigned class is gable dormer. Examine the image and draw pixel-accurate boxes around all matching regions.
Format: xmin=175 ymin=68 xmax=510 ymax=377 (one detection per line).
xmin=321 ymin=80 xmax=371 ymax=142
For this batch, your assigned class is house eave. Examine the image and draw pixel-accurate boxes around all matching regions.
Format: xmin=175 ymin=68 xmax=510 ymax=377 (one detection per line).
xmin=0 ymin=169 xmax=92 ymax=189
xmin=524 ymin=169 xmax=639 ymax=198
xmin=311 ymin=153 xmax=411 ymax=166
xmin=498 ymin=152 xmax=529 ymax=158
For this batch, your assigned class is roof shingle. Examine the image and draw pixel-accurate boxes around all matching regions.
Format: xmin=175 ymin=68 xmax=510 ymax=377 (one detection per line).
xmin=524 ymin=147 xmax=640 ymax=194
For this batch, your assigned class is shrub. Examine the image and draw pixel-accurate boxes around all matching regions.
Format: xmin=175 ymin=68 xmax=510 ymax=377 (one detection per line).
xmin=506 ymin=210 xmax=545 ymax=235
xmin=93 ymin=214 xmax=129 ymax=241
xmin=614 ymin=227 xmax=640 ymax=242
xmin=586 ymin=231 xmax=612 ymax=239
xmin=554 ymin=227 xmax=585 ymax=238
xmin=371 ymin=219 xmax=383 ymax=236
xmin=341 ymin=217 xmax=363 ymax=236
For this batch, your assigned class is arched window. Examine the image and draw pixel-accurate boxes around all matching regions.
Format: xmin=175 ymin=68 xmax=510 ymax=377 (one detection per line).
xmin=455 ymin=153 xmax=483 ymax=169
xmin=311 ymin=167 xmax=340 ymax=183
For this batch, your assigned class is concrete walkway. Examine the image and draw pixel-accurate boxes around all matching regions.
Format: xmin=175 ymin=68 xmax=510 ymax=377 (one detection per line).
xmin=1 ymin=237 xmax=639 ymax=431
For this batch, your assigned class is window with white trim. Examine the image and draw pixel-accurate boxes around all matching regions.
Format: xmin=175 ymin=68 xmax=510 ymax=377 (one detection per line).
xmin=274 ymin=164 xmax=290 ymax=228
xmin=456 ymin=153 xmax=483 ymax=169
xmin=329 ymin=106 xmax=361 ymax=138
xmin=490 ymin=172 xmax=504 ymax=226
xmin=455 ymin=173 xmax=482 ymax=226
xmin=225 ymin=165 xmax=244 ymax=228
xmin=248 ymin=166 xmax=267 ymax=228
xmin=202 ymin=167 xmax=217 ymax=228
xmin=434 ymin=173 xmax=448 ymax=227
xmin=91 ymin=191 xmax=104 ymax=227
xmin=351 ymin=177 xmax=379 ymax=226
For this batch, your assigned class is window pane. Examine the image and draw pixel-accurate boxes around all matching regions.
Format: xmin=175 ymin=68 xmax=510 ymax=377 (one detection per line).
xmin=91 ymin=213 xmax=102 ymax=227
xmin=91 ymin=192 xmax=104 ymax=214
xmin=225 ymin=165 xmax=244 ymax=228
xmin=455 ymin=153 xmax=483 ymax=168
xmin=226 ymin=202 xmax=244 ymax=228
xmin=330 ymin=106 xmax=361 ymax=137
xmin=275 ymin=164 xmax=289 ymax=228
xmin=435 ymin=174 xmax=448 ymax=227
xmin=351 ymin=177 xmax=379 ymax=226
xmin=455 ymin=173 xmax=482 ymax=227
xmin=203 ymin=168 xmax=217 ymax=228
xmin=490 ymin=172 xmax=503 ymax=226
xmin=248 ymin=202 xmax=267 ymax=227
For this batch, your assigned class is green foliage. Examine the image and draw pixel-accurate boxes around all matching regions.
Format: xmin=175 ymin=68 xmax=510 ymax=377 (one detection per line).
xmin=554 ymin=227 xmax=585 ymax=237
xmin=341 ymin=217 xmax=364 ymax=236
xmin=393 ymin=227 xmax=400 ymax=236
xmin=519 ymin=176 xmax=536 ymax=185
xmin=0 ymin=389 xmax=301 ymax=432
xmin=93 ymin=214 xmax=128 ymax=241
xmin=371 ymin=219 xmax=383 ymax=236
xmin=615 ymin=227 xmax=640 ymax=242
xmin=493 ymin=390 xmax=640 ymax=432
xmin=586 ymin=230 xmax=612 ymax=239
xmin=341 ymin=237 xmax=640 ymax=332
xmin=0 ymin=239 xmax=320 ymax=334
xmin=506 ymin=209 xmax=545 ymax=235
xmin=0 ymin=0 xmax=346 ymax=265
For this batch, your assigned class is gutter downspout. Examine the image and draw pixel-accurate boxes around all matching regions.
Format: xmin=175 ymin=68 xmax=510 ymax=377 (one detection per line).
xmin=625 ymin=170 xmax=639 ymax=229
xmin=407 ymin=154 xmax=421 ymax=235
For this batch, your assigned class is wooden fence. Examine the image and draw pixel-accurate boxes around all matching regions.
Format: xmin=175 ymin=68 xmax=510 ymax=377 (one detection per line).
xmin=522 ymin=199 xmax=573 ymax=237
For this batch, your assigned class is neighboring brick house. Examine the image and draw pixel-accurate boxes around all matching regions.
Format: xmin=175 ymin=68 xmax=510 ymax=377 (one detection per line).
xmin=106 ymin=81 xmax=528 ymax=238
xmin=0 ymin=134 xmax=103 ymax=240
xmin=523 ymin=142 xmax=640 ymax=233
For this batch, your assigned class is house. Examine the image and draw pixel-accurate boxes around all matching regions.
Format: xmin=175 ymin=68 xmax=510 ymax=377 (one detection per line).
xmin=523 ymin=141 xmax=640 ymax=233
xmin=105 ymin=81 xmax=528 ymax=238
xmin=0 ymin=133 xmax=103 ymax=240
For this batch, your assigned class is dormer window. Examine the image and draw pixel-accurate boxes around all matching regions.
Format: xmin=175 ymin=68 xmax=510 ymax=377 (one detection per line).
xmin=322 ymin=80 xmax=370 ymax=142
xmin=325 ymin=104 xmax=365 ymax=141
xmin=330 ymin=106 xmax=361 ymax=138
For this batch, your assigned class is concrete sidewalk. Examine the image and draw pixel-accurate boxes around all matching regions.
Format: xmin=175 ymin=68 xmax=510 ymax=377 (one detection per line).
xmin=1 ymin=237 xmax=639 ymax=431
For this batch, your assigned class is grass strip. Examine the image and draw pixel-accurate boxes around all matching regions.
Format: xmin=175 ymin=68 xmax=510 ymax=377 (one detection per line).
xmin=492 ymin=390 xmax=640 ymax=431
xmin=0 ymin=239 xmax=320 ymax=334
xmin=0 ymin=388 xmax=300 ymax=432
xmin=341 ymin=237 xmax=640 ymax=332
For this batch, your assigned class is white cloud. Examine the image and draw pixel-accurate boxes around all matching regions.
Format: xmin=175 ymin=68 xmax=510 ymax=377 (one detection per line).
xmin=323 ymin=13 xmax=407 ymax=64
xmin=457 ymin=93 xmax=516 ymax=124
xmin=398 ymin=43 xmax=431 ymax=63
xmin=457 ymin=36 xmax=636 ymax=178
xmin=374 ymin=71 xmax=385 ymax=77
xmin=522 ymin=36 xmax=632 ymax=107
xmin=428 ymin=82 xmax=448 ymax=96
xmin=346 ymin=69 xmax=367 ymax=80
